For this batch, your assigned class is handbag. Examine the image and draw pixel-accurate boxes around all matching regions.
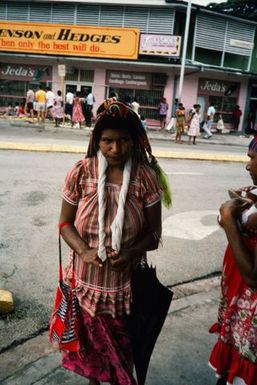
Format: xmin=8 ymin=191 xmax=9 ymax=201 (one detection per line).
xmin=49 ymin=233 xmax=82 ymax=352
xmin=128 ymin=256 xmax=173 ymax=385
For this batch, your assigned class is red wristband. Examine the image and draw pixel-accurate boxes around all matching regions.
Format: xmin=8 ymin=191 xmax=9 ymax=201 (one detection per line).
xmin=58 ymin=221 xmax=72 ymax=234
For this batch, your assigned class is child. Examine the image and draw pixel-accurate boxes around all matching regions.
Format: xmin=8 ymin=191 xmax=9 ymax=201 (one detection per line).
xmin=188 ymin=104 xmax=201 ymax=145
xmin=216 ymin=114 xmax=224 ymax=133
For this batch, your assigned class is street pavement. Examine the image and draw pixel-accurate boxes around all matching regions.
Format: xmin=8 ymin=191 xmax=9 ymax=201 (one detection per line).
xmin=0 ymin=116 xmax=251 ymax=163
xmin=0 ymin=117 xmax=250 ymax=385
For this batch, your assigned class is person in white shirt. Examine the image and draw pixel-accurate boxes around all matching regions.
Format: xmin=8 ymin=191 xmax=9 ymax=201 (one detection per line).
xmin=85 ymin=91 xmax=95 ymax=127
xmin=65 ymin=90 xmax=74 ymax=121
xmin=203 ymin=103 xmax=216 ymax=139
xmin=131 ymin=98 xmax=140 ymax=116
xmin=46 ymin=87 xmax=55 ymax=120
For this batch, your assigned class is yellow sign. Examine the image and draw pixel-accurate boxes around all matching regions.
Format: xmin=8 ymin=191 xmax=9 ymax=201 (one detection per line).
xmin=0 ymin=21 xmax=139 ymax=60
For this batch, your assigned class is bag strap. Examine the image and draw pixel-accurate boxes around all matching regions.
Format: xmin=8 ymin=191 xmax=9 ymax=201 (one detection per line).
xmin=58 ymin=223 xmax=76 ymax=289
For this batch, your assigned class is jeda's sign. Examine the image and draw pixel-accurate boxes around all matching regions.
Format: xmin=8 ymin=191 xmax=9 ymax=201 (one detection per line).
xmin=0 ymin=63 xmax=52 ymax=81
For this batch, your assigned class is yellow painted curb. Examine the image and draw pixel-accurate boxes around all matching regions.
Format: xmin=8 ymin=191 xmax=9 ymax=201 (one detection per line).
xmin=153 ymin=150 xmax=247 ymax=163
xmin=0 ymin=142 xmax=248 ymax=162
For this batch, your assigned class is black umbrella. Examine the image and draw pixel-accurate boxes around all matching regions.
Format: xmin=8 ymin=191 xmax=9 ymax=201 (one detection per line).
xmin=128 ymin=262 xmax=173 ymax=385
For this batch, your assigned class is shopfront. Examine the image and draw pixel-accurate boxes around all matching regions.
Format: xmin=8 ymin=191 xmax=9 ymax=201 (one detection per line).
xmin=197 ymin=78 xmax=240 ymax=126
xmin=106 ymin=70 xmax=167 ymax=120
xmin=0 ymin=63 xmax=52 ymax=107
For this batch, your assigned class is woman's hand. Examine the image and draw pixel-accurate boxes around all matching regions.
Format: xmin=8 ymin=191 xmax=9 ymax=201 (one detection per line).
xmin=218 ymin=198 xmax=252 ymax=228
xmin=80 ymin=248 xmax=103 ymax=267
xmin=107 ymin=248 xmax=131 ymax=271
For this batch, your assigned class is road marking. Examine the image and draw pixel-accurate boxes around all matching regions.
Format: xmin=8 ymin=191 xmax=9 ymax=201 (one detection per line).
xmin=162 ymin=210 xmax=219 ymax=240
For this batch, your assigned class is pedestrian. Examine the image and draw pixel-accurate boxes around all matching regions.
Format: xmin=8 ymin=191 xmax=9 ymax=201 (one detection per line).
xmin=245 ymin=103 xmax=257 ymax=136
xmin=159 ymin=97 xmax=169 ymax=130
xmin=52 ymin=90 xmax=63 ymax=127
xmin=46 ymin=86 xmax=55 ymax=120
xmin=25 ymin=87 xmax=35 ymax=120
xmin=131 ymin=97 xmax=140 ymax=116
xmin=85 ymin=90 xmax=95 ymax=127
xmin=187 ymin=104 xmax=201 ymax=145
xmin=58 ymin=100 xmax=170 ymax=385
xmin=232 ymin=105 xmax=242 ymax=131
xmin=203 ymin=103 xmax=215 ymax=139
xmin=175 ymin=102 xmax=186 ymax=143
xmin=35 ymin=84 xmax=46 ymax=125
xmin=72 ymin=92 xmax=85 ymax=129
xmin=108 ymin=92 xmax=118 ymax=103
xmin=209 ymin=136 xmax=257 ymax=385
xmin=216 ymin=114 xmax=225 ymax=133
xmin=166 ymin=98 xmax=178 ymax=132
xmin=65 ymin=88 xmax=74 ymax=123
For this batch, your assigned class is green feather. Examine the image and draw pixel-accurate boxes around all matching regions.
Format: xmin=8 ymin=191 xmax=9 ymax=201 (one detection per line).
xmin=150 ymin=157 xmax=172 ymax=208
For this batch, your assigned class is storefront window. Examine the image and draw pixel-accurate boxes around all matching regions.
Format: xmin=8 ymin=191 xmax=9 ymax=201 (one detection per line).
xmin=108 ymin=88 xmax=163 ymax=120
xmin=0 ymin=80 xmax=48 ymax=107
xmin=209 ymin=96 xmax=237 ymax=123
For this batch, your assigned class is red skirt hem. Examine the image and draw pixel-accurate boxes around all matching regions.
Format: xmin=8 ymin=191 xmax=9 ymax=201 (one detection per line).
xmin=209 ymin=340 xmax=257 ymax=385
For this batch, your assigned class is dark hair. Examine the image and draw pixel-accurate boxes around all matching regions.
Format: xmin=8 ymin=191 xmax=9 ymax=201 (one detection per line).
xmin=57 ymin=90 xmax=62 ymax=96
xmin=87 ymin=101 xmax=152 ymax=164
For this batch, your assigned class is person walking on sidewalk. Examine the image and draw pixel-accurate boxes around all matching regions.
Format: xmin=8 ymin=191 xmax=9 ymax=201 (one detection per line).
xmin=203 ymin=103 xmax=215 ymax=139
xmin=52 ymin=90 xmax=63 ymax=127
xmin=159 ymin=97 xmax=169 ymax=130
xmin=35 ymin=84 xmax=46 ymax=125
xmin=232 ymin=105 xmax=242 ymax=131
xmin=58 ymin=100 xmax=169 ymax=385
xmin=209 ymin=137 xmax=257 ymax=385
xmin=187 ymin=104 xmax=201 ymax=145
xmin=175 ymin=102 xmax=186 ymax=143
xmin=72 ymin=92 xmax=85 ymax=129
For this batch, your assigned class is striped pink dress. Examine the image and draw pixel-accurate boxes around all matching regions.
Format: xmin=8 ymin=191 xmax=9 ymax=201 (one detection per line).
xmin=62 ymin=156 xmax=161 ymax=318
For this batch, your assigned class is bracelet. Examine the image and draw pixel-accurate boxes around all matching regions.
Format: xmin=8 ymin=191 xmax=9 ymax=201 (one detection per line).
xmin=58 ymin=221 xmax=73 ymax=234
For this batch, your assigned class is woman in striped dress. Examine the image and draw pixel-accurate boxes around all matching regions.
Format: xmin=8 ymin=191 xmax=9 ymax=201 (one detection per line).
xmin=58 ymin=101 xmax=170 ymax=385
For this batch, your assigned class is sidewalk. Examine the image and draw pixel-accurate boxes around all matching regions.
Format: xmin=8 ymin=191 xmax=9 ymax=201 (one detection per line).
xmin=0 ymin=277 xmax=220 ymax=385
xmin=0 ymin=117 xmax=250 ymax=162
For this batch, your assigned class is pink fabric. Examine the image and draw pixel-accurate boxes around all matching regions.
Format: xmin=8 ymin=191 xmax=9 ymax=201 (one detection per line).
xmin=72 ymin=97 xmax=84 ymax=123
xmin=62 ymin=310 xmax=137 ymax=385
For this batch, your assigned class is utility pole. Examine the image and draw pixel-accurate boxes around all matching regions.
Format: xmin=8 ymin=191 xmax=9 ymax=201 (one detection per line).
xmin=177 ymin=0 xmax=192 ymax=101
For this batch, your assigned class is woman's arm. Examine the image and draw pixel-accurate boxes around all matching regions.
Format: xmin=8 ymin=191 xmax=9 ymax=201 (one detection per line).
xmin=59 ymin=199 xmax=103 ymax=267
xmin=109 ymin=200 xmax=162 ymax=269
xmin=219 ymin=198 xmax=257 ymax=288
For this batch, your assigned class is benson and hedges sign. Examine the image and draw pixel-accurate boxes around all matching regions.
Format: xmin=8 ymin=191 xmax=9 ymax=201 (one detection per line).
xmin=0 ymin=21 xmax=139 ymax=60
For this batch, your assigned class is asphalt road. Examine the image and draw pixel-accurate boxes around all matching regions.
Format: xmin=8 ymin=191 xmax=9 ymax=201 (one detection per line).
xmin=0 ymin=147 xmax=249 ymax=351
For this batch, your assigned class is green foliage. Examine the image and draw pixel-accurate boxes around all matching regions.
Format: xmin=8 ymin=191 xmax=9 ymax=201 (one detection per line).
xmin=150 ymin=157 xmax=172 ymax=209
xmin=207 ymin=0 xmax=257 ymax=21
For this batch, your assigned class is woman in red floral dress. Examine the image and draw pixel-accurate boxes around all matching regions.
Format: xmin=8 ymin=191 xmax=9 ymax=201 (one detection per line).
xmin=209 ymin=137 xmax=257 ymax=385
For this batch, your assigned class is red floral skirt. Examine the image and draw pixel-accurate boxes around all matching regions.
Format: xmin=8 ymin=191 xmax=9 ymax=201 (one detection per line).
xmin=209 ymin=238 xmax=257 ymax=385
xmin=62 ymin=310 xmax=137 ymax=385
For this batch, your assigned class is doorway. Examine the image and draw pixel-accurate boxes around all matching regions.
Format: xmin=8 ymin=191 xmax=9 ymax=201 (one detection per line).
xmin=65 ymin=83 xmax=92 ymax=97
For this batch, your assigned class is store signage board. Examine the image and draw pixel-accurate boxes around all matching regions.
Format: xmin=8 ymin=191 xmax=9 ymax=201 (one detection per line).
xmin=0 ymin=21 xmax=139 ymax=60
xmin=139 ymin=34 xmax=181 ymax=57
xmin=0 ymin=63 xmax=52 ymax=81
xmin=198 ymin=78 xmax=239 ymax=97
xmin=106 ymin=70 xmax=151 ymax=90
xmin=58 ymin=64 xmax=66 ymax=77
